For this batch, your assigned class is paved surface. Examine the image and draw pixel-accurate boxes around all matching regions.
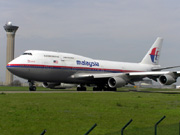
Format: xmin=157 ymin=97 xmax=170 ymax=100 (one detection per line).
xmin=0 ymin=90 xmax=180 ymax=94
xmin=0 ymin=90 xmax=114 ymax=93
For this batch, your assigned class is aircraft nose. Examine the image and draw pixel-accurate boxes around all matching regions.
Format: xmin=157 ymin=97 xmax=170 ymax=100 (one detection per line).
xmin=7 ymin=60 xmax=16 ymax=73
xmin=6 ymin=58 xmax=21 ymax=75
xmin=6 ymin=57 xmax=31 ymax=80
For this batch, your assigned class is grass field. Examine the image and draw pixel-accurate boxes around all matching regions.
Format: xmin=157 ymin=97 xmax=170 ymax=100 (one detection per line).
xmin=0 ymin=87 xmax=180 ymax=135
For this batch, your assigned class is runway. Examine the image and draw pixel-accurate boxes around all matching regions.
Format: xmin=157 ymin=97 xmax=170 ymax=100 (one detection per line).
xmin=0 ymin=90 xmax=117 ymax=94
xmin=1 ymin=89 xmax=180 ymax=94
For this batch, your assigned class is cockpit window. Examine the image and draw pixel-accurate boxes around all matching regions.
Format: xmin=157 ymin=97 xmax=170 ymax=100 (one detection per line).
xmin=23 ymin=53 xmax=32 ymax=55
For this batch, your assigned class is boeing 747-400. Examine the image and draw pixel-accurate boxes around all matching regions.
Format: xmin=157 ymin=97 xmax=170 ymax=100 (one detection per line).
xmin=7 ymin=37 xmax=180 ymax=91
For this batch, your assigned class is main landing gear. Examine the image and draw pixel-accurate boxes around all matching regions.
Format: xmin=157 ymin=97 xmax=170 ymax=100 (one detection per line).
xmin=77 ymin=85 xmax=87 ymax=91
xmin=76 ymin=84 xmax=117 ymax=91
xmin=93 ymin=86 xmax=103 ymax=91
xmin=28 ymin=80 xmax=36 ymax=91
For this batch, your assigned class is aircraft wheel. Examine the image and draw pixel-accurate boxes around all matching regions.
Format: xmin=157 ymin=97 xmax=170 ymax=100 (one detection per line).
xmin=29 ymin=86 xmax=36 ymax=91
xmin=77 ymin=87 xmax=86 ymax=91
xmin=82 ymin=87 xmax=86 ymax=91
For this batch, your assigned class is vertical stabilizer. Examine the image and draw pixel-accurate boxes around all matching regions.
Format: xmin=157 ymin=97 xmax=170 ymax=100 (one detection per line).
xmin=140 ymin=37 xmax=163 ymax=65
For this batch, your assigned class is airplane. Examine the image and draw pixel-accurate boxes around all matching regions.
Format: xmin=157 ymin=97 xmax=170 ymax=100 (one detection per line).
xmin=7 ymin=37 xmax=180 ymax=91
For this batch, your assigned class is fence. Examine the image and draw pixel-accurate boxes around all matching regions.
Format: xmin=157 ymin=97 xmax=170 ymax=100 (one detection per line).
xmin=40 ymin=116 xmax=180 ymax=135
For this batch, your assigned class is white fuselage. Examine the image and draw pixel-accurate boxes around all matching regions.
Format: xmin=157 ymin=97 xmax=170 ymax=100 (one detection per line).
xmin=7 ymin=50 xmax=159 ymax=84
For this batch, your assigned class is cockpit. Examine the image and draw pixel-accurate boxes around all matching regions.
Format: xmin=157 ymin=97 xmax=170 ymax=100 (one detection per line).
xmin=23 ymin=52 xmax=32 ymax=55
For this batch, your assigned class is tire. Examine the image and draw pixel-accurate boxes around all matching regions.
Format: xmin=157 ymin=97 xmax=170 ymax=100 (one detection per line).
xmin=77 ymin=87 xmax=86 ymax=91
xmin=29 ymin=86 xmax=36 ymax=91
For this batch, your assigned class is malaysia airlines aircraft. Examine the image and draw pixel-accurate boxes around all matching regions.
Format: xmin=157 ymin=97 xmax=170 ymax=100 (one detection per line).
xmin=7 ymin=37 xmax=180 ymax=91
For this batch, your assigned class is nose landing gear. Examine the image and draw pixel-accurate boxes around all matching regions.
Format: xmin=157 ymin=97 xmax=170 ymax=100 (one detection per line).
xmin=28 ymin=80 xmax=36 ymax=91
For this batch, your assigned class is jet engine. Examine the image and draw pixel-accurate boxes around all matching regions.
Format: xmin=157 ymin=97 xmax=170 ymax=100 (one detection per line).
xmin=108 ymin=77 xmax=127 ymax=88
xmin=159 ymin=74 xmax=176 ymax=85
xmin=42 ymin=82 xmax=76 ymax=89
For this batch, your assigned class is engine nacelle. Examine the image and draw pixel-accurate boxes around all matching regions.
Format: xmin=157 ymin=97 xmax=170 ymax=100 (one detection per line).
xmin=108 ymin=77 xmax=127 ymax=88
xmin=159 ymin=74 xmax=176 ymax=85
xmin=42 ymin=82 xmax=76 ymax=89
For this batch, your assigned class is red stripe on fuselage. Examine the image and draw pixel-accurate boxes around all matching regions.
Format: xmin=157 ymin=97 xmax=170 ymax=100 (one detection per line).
xmin=7 ymin=64 xmax=142 ymax=73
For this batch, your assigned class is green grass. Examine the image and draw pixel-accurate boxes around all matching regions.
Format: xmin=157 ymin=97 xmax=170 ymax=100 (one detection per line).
xmin=0 ymin=88 xmax=180 ymax=134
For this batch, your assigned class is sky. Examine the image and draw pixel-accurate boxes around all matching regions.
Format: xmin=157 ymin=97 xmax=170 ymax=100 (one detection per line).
xmin=1 ymin=0 xmax=180 ymax=83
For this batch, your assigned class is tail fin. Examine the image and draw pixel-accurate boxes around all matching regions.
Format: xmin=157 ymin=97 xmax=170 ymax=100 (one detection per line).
xmin=140 ymin=37 xmax=163 ymax=65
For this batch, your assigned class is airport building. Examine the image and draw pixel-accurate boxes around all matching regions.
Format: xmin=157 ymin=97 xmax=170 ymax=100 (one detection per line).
xmin=4 ymin=22 xmax=19 ymax=85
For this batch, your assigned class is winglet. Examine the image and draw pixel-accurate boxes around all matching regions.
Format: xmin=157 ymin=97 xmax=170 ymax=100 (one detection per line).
xmin=140 ymin=37 xmax=163 ymax=65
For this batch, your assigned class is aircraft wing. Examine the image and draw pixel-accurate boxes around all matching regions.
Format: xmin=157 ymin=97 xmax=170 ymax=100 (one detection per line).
xmin=72 ymin=71 xmax=180 ymax=86
xmin=128 ymin=71 xmax=180 ymax=76
xmin=73 ymin=71 xmax=180 ymax=79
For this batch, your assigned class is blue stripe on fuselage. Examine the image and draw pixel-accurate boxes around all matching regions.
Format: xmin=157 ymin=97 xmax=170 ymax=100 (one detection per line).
xmin=7 ymin=64 xmax=123 ymax=73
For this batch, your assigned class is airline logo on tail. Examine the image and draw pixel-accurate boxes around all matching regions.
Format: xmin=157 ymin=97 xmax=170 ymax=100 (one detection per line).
xmin=150 ymin=47 xmax=159 ymax=63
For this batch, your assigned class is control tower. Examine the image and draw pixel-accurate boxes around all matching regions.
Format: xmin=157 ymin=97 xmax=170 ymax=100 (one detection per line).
xmin=4 ymin=22 xmax=19 ymax=85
